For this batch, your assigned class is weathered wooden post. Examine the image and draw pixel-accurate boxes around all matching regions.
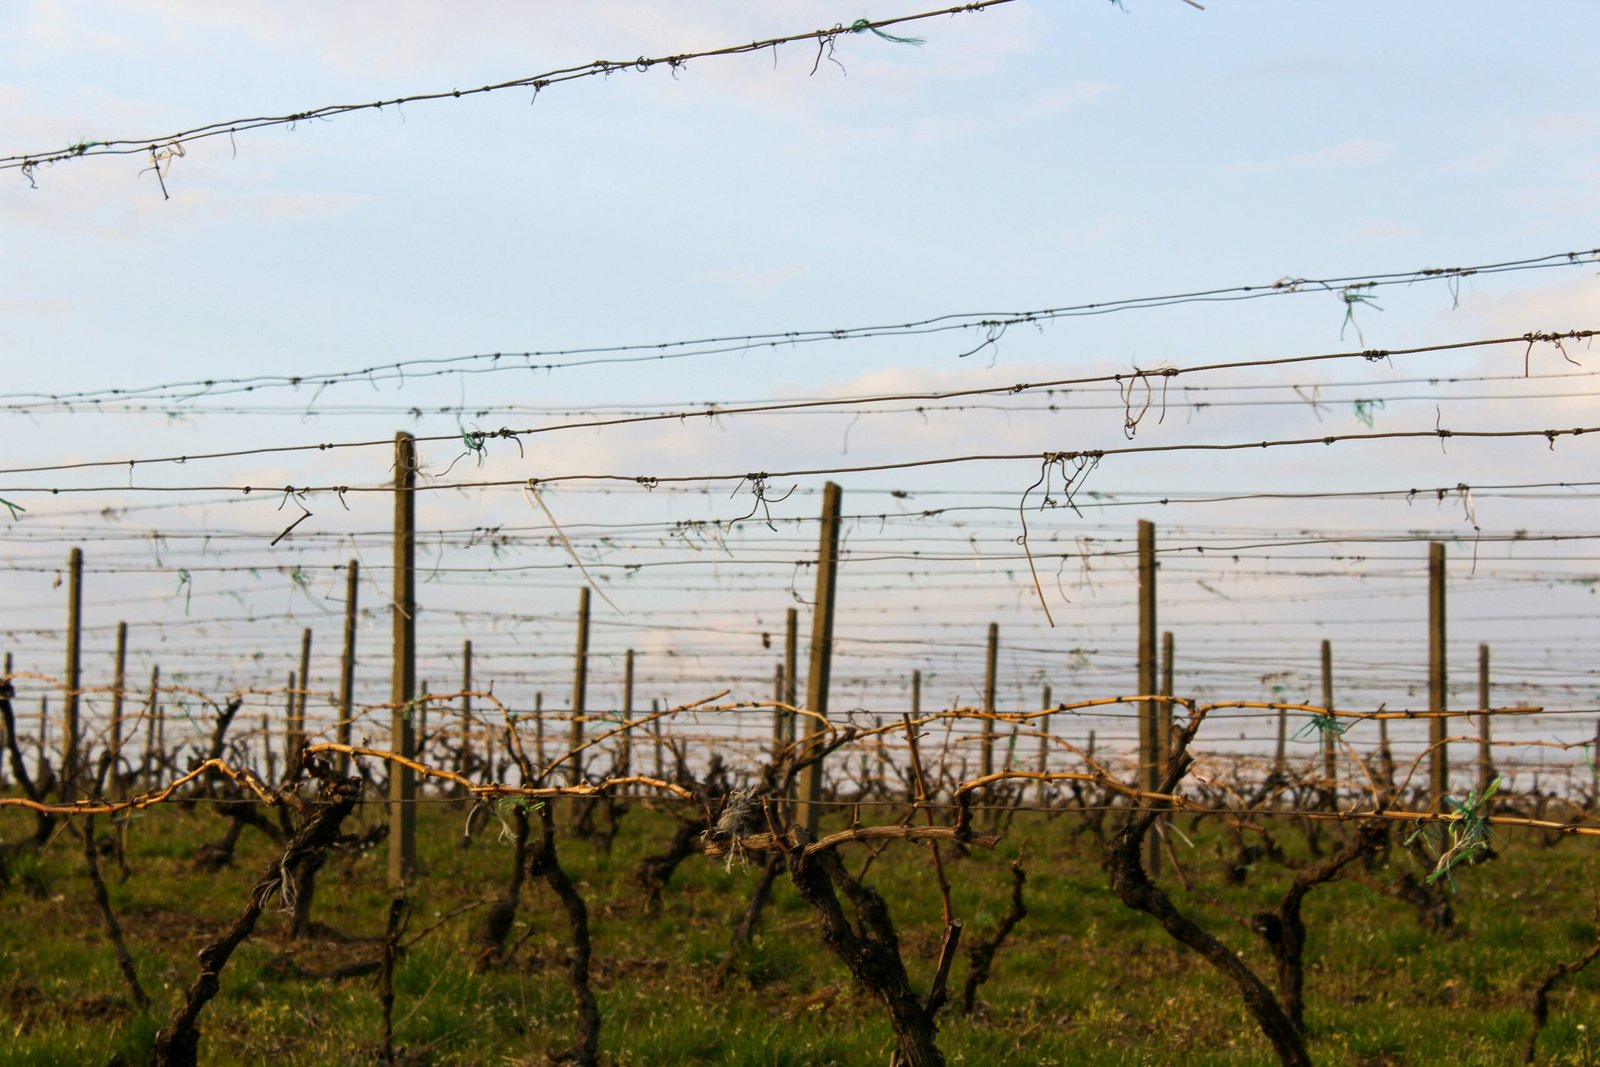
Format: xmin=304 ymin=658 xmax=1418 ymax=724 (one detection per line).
xmin=1159 ymin=630 xmax=1174 ymax=774
xmin=0 ymin=651 xmax=10 ymax=790
xmin=337 ymin=560 xmax=358 ymax=776
xmin=62 ymin=546 xmax=83 ymax=800
xmin=620 ymin=648 xmax=635 ymax=785
xmin=1428 ymin=541 xmax=1448 ymax=808
xmin=282 ymin=671 xmax=299 ymax=778
xmin=110 ymin=621 xmax=127 ymax=789
xmin=295 ymin=626 xmax=312 ymax=760
xmin=771 ymin=661 xmax=786 ymax=763
xmin=784 ymin=607 xmax=799 ymax=746
xmin=981 ymin=622 xmax=999 ymax=780
xmin=459 ymin=639 xmax=473 ymax=778
xmin=417 ymin=680 xmax=430 ymax=767
xmin=143 ymin=665 xmax=160 ymax=790
xmin=533 ymin=691 xmax=545 ymax=776
xmin=651 ymin=697 xmax=664 ymax=780
xmin=389 ymin=431 xmax=418 ymax=888
xmin=1036 ymin=683 xmax=1052 ymax=807
xmin=1321 ymin=639 xmax=1336 ymax=810
xmin=1138 ymin=519 xmax=1159 ymax=873
xmin=1478 ymin=643 xmax=1495 ymax=792
xmin=796 ymin=482 xmax=842 ymax=835
xmin=569 ymin=586 xmax=591 ymax=787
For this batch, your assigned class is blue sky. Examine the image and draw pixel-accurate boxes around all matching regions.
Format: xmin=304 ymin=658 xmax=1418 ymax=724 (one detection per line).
xmin=2 ymin=2 xmax=1597 ymax=781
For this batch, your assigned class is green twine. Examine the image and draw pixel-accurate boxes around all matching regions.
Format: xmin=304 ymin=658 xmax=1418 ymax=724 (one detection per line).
xmin=460 ymin=426 xmax=487 ymax=467
xmin=1353 ymin=398 xmax=1385 ymax=427
xmin=1339 ymin=287 xmax=1382 ymax=341
xmin=850 ymin=19 xmax=926 ymax=46
xmin=176 ymin=568 xmax=193 ymax=615
xmin=0 ymin=497 xmax=24 ymax=521
xmin=1292 ymin=712 xmax=1348 ymax=741
xmin=1405 ymin=777 xmax=1501 ymax=889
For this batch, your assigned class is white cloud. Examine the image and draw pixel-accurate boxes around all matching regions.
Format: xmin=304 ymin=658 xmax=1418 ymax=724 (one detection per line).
xmin=1225 ymin=138 xmax=1390 ymax=174
xmin=1351 ymin=218 xmax=1419 ymax=241
xmin=695 ymin=262 xmax=809 ymax=294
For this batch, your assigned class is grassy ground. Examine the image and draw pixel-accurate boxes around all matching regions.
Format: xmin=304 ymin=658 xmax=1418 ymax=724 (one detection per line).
xmin=1 ymin=793 xmax=1597 ymax=1066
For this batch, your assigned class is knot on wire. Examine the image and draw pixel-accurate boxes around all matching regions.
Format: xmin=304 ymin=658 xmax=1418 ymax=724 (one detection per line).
xmin=849 ymin=19 xmax=926 ymax=46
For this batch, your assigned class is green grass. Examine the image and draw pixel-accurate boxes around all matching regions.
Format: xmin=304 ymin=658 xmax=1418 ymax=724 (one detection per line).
xmin=1 ymin=798 xmax=1597 ymax=1065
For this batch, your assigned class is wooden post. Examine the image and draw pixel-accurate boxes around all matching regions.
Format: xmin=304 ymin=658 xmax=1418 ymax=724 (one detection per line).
xmin=0 ymin=651 xmax=9 ymax=790
xmin=1137 ymin=519 xmax=1159 ymax=873
xmin=337 ymin=560 xmax=358 ymax=776
xmin=143 ymin=665 xmax=160 ymax=791
xmin=621 ymin=648 xmax=634 ymax=781
xmin=1274 ymin=706 xmax=1287 ymax=781
xmin=1321 ymin=639 xmax=1336 ymax=810
xmin=293 ymin=627 xmax=311 ymax=764
xmin=1428 ymin=541 xmax=1448 ymax=808
xmin=459 ymin=639 xmax=473 ymax=778
xmin=1159 ymin=630 xmax=1174 ymax=774
xmin=417 ymin=680 xmax=430 ymax=766
xmin=797 ymin=482 xmax=842 ymax=835
xmin=533 ymin=691 xmax=545 ymax=775
xmin=110 ymin=621 xmax=127 ymax=783
xmin=1478 ymin=643 xmax=1494 ymax=792
xmin=784 ymin=607 xmax=799 ymax=746
xmin=282 ymin=671 xmax=298 ymax=778
xmin=911 ymin=669 xmax=921 ymax=717
xmin=39 ymin=694 xmax=49 ymax=779
xmin=569 ymin=586 xmax=591 ymax=786
xmin=651 ymin=698 xmax=664 ymax=780
xmin=63 ymin=546 xmax=83 ymax=799
xmin=772 ymin=662 xmax=786 ymax=762
xmin=1036 ymin=683 xmax=1052 ymax=807
xmin=389 ymin=431 xmax=418 ymax=888
xmin=981 ymin=622 xmax=999 ymax=780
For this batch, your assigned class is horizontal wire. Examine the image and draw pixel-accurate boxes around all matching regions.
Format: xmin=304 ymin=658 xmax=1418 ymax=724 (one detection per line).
xmin=0 ymin=1 xmax=1016 ymax=172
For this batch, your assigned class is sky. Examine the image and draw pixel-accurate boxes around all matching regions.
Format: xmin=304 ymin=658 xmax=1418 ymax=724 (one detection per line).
xmin=1 ymin=1 xmax=1598 ymax=793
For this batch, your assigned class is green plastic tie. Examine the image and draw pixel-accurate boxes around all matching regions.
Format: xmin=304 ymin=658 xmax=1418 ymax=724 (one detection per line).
xmin=1292 ymin=712 xmax=1347 ymax=741
xmin=176 ymin=568 xmax=193 ymax=615
xmin=850 ymin=19 xmax=926 ymax=46
xmin=0 ymin=497 xmax=24 ymax=521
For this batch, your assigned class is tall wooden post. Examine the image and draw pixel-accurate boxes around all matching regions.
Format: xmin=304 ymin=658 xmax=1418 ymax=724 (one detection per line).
xmin=1428 ymin=542 xmax=1448 ymax=808
xmin=282 ymin=671 xmax=298 ymax=777
xmin=110 ymin=621 xmax=127 ymax=778
xmin=1321 ymin=639 xmax=1336 ymax=810
xmin=1137 ymin=519 xmax=1159 ymax=873
xmin=981 ymin=622 xmax=999 ymax=779
xmin=0 ymin=651 xmax=10 ymax=790
xmin=651 ymin=698 xmax=664 ymax=780
xmin=1273 ymin=704 xmax=1287 ymax=798
xmin=1159 ymin=630 xmax=1174 ymax=774
xmin=62 ymin=546 xmax=83 ymax=799
xmin=797 ymin=482 xmax=842 ymax=835
xmin=620 ymin=648 xmax=634 ymax=781
xmin=533 ymin=691 xmax=545 ymax=775
xmin=143 ymin=665 xmax=160 ymax=790
xmin=417 ymin=680 xmax=430 ymax=766
xmin=784 ymin=607 xmax=799 ymax=746
xmin=389 ymin=432 xmax=418 ymax=887
xmin=772 ymin=662 xmax=786 ymax=762
xmin=1036 ymin=683 xmax=1053 ymax=807
xmin=293 ymin=627 xmax=311 ymax=763
xmin=1478 ymin=643 xmax=1494 ymax=792
xmin=569 ymin=586 xmax=591 ymax=786
xmin=459 ymin=639 xmax=473 ymax=777
xmin=337 ymin=560 xmax=358 ymax=776
xmin=911 ymin=669 xmax=922 ymax=717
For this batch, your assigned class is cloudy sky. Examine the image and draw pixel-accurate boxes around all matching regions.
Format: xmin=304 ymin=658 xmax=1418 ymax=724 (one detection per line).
xmin=2 ymin=1 xmax=1597 ymax=785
